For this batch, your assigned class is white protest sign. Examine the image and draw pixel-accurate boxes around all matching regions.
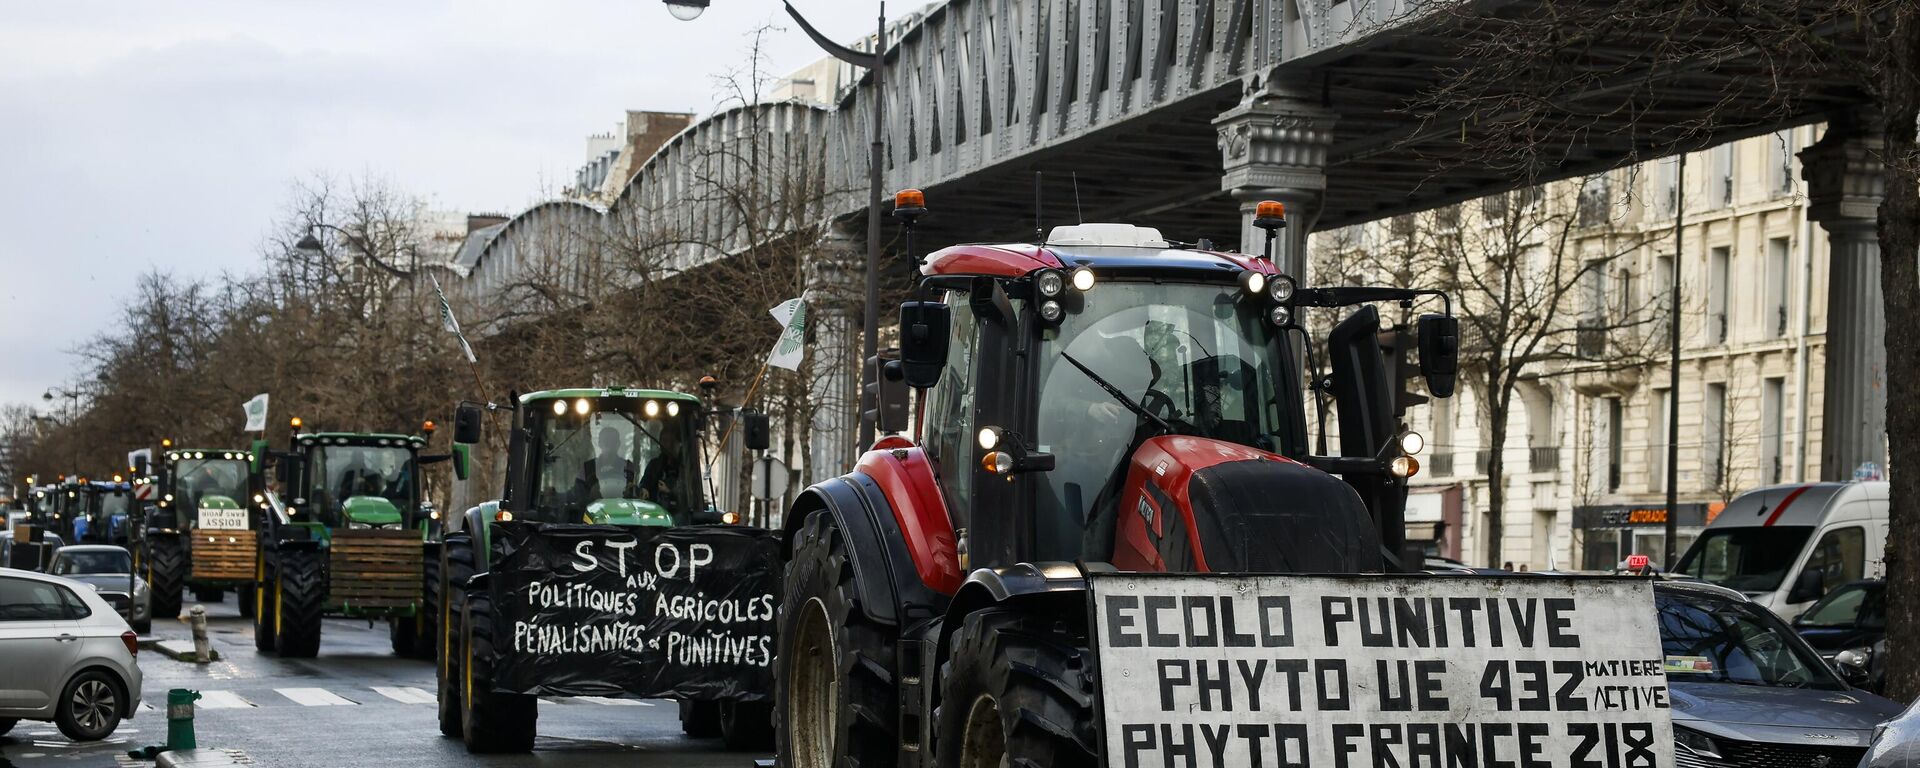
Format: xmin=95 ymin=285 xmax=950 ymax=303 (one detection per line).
xmin=1090 ymin=575 xmax=1674 ymax=768
xmin=198 ymin=506 xmax=249 ymax=530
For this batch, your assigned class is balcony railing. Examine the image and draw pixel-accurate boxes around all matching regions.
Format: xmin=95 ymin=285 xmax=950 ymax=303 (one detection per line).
xmin=1432 ymin=452 xmax=1455 ymax=476
xmin=1529 ymin=446 xmax=1561 ymax=472
xmin=1577 ymin=319 xmax=1607 ymax=358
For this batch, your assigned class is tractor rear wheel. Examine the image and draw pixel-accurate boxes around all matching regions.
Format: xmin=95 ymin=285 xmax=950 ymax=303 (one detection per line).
xmin=437 ymin=533 xmax=474 ymax=738
xmin=774 ymin=509 xmax=897 ymax=768
xmin=390 ymin=616 xmax=418 ymax=657
xmin=417 ymin=545 xmax=440 ymax=660
xmin=935 ymin=607 xmax=1096 ymax=768
xmin=460 ymin=591 xmax=536 ymax=753
xmin=273 ymin=549 xmax=324 ymax=658
xmin=146 ymin=535 xmax=186 ymax=625
xmin=237 ymin=584 xmax=256 ymax=619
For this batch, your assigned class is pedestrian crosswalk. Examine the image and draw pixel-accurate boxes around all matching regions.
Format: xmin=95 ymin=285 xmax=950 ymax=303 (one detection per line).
xmin=149 ymin=685 xmax=663 ymax=710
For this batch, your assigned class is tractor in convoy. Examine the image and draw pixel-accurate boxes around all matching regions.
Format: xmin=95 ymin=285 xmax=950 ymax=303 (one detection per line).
xmin=130 ymin=443 xmax=264 ymax=625
xmin=439 ymin=388 xmax=780 ymax=754
xmin=249 ymin=421 xmax=452 ymax=658
xmin=71 ymin=477 xmax=136 ymax=546
xmin=771 ymin=202 xmax=1467 ymax=767
xmin=6 ymin=476 xmax=67 ymax=570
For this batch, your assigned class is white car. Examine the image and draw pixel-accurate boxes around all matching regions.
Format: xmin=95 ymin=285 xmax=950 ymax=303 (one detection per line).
xmin=0 ymin=567 xmax=143 ymax=741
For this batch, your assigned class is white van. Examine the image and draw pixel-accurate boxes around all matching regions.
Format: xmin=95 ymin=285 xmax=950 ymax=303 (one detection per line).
xmin=1672 ymin=481 xmax=1887 ymax=621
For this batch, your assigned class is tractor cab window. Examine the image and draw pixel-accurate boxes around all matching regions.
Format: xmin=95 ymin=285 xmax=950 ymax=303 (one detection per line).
xmin=308 ymin=445 xmax=415 ymax=528
xmin=922 ymin=294 xmax=981 ymax=528
xmin=1033 ymin=281 xmax=1287 ymax=560
xmin=92 ymin=491 xmax=129 ymax=522
xmin=532 ymin=400 xmax=699 ymax=525
xmin=170 ymin=459 xmax=250 ymax=514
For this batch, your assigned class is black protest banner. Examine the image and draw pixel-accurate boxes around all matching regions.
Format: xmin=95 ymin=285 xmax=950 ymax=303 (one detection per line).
xmin=489 ymin=521 xmax=780 ymax=701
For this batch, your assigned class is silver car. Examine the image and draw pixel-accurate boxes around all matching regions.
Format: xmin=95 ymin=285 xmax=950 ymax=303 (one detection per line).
xmin=48 ymin=545 xmax=151 ymax=634
xmin=0 ymin=567 xmax=144 ymax=741
xmin=1656 ymin=581 xmax=1901 ymax=767
xmin=1860 ymin=697 xmax=1920 ymax=768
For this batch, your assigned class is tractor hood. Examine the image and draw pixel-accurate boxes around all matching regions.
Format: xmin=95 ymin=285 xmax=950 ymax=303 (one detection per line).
xmin=343 ymin=496 xmax=403 ymax=526
xmin=1108 ymin=435 xmax=1382 ymax=573
xmin=586 ymin=498 xmax=673 ymax=527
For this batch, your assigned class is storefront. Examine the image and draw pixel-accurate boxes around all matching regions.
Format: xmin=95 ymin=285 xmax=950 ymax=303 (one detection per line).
xmin=1407 ymin=484 xmax=1464 ymax=561
xmin=1573 ymin=502 xmax=1723 ymax=571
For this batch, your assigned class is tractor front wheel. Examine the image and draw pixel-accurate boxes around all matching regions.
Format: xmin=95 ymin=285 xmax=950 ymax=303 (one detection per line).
xmin=934 ymin=607 xmax=1097 ymax=768
xmin=774 ymin=509 xmax=897 ymax=768
xmin=460 ymin=591 xmax=536 ymax=753
xmin=437 ymin=534 xmax=473 ymax=738
xmin=273 ymin=549 xmax=324 ymax=658
xmin=252 ymin=553 xmax=276 ymax=652
xmin=146 ymin=535 xmax=186 ymax=625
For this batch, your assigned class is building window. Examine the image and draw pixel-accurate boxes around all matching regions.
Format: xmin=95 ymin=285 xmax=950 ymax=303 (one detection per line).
xmin=1767 ymin=237 xmax=1791 ymax=338
xmin=1578 ymin=174 xmax=1611 ymax=227
xmin=1707 ymin=246 xmax=1730 ymax=344
xmin=1650 ymin=388 xmax=1671 ymax=493
xmin=1658 ymin=156 xmax=1680 ymax=217
xmin=1606 ymin=397 xmax=1623 ymax=493
xmin=1703 ymin=383 xmax=1727 ymax=490
xmin=1762 ymin=377 xmax=1786 ymax=485
xmin=1712 ymin=143 xmax=1735 ymax=206
xmin=1770 ymin=129 xmax=1795 ymax=196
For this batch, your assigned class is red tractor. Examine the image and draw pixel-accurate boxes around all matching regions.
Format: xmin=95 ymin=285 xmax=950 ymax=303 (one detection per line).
xmin=773 ymin=203 xmax=1459 ymax=766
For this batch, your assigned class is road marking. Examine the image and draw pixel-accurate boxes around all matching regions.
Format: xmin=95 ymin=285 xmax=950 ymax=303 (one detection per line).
xmin=371 ymin=686 xmax=436 ymax=704
xmin=138 ymin=702 xmax=155 ymax=713
xmin=196 ymin=691 xmax=255 ymax=709
xmin=276 ymin=687 xmax=358 ymax=706
xmin=576 ymin=697 xmax=654 ymax=706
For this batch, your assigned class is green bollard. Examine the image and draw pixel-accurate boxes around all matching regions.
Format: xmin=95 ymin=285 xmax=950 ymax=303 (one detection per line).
xmin=166 ymin=688 xmax=201 ymax=751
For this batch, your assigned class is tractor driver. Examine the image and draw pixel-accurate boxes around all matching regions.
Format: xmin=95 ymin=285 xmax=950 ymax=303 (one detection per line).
xmin=636 ymin=424 xmax=684 ymax=509
xmin=573 ymin=426 xmax=637 ymax=504
xmin=1041 ymin=328 xmax=1154 ymax=559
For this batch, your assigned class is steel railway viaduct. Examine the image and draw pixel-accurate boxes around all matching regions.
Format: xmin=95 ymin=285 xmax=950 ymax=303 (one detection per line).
xmin=446 ymin=0 xmax=1891 ymax=489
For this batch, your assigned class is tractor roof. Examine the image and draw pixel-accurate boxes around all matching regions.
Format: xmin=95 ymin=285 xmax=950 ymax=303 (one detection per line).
xmin=295 ymin=432 xmax=426 ymax=447
xmin=922 ymin=224 xmax=1278 ymax=280
xmin=520 ymin=387 xmax=700 ymax=404
xmin=164 ymin=449 xmax=252 ymax=461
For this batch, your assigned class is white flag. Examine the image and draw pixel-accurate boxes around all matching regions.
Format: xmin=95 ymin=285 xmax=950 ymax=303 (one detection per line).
xmin=766 ymin=297 xmax=808 ymax=371
xmin=430 ymin=272 xmax=478 ymax=364
xmin=242 ymin=393 xmax=270 ymax=432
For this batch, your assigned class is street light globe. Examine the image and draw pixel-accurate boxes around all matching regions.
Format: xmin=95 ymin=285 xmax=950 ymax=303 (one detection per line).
xmin=664 ymin=0 xmax=707 ymax=21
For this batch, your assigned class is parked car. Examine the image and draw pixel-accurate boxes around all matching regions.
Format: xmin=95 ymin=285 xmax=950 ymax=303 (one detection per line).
xmin=1790 ymin=579 xmax=1885 ymax=694
xmin=1656 ymin=581 xmax=1900 ymax=767
xmin=48 ymin=545 xmax=151 ymax=634
xmin=1860 ymin=696 xmax=1920 ymax=768
xmin=1672 ymin=481 xmax=1887 ymax=620
xmin=0 ymin=527 xmax=65 ymax=571
xmin=0 ymin=567 xmax=143 ymax=741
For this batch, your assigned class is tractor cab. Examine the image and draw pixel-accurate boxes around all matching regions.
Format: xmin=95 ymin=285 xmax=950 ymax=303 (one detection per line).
xmin=893 ymin=218 xmax=1457 ymax=574
xmin=153 ymin=448 xmax=259 ymax=533
xmin=76 ymin=478 xmax=135 ymax=544
xmin=474 ymin=388 xmax=710 ymax=527
xmin=276 ymin=432 xmax=427 ymax=532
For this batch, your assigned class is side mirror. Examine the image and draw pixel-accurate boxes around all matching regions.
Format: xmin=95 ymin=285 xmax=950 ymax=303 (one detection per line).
xmin=1788 ymin=569 xmax=1826 ymax=604
xmin=1417 ymin=314 xmax=1459 ymax=399
xmin=743 ymin=411 xmax=772 ymax=452
xmin=250 ymin=439 xmax=269 ymax=476
xmin=452 ymin=444 xmax=471 ymax=481
xmin=899 ymin=301 xmax=951 ymax=389
xmin=1833 ymin=649 xmax=1873 ymax=687
xmin=453 ymin=402 xmax=484 ymax=445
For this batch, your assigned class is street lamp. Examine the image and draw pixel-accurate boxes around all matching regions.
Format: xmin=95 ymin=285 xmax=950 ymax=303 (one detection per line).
xmin=668 ymin=0 xmax=891 ymax=455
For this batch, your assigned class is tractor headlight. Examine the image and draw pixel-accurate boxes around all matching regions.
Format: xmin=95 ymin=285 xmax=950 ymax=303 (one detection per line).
xmin=1070 ymin=267 xmax=1095 ymax=291
xmin=552 ymin=399 xmax=567 ymax=416
xmin=1399 ymin=431 xmax=1425 ymax=455
xmin=1268 ymin=275 xmax=1296 ymax=303
xmin=722 ymin=511 xmax=741 ymax=525
xmin=1038 ymin=300 xmax=1064 ymax=323
xmin=1269 ymin=306 xmax=1293 ymax=327
xmin=1239 ymin=270 xmax=1267 ymax=296
xmin=667 ymin=401 xmax=681 ymax=418
xmin=644 ymin=400 xmax=661 ymax=418
xmin=574 ymin=398 xmax=591 ymax=416
xmin=977 ymin=427 xmax=1002 ymax=451
xmin=1390 ymin=455 xmax=1420 ymax=478
xmin=981 ymin=451 xmax=1015 ymax=475
xmin=1035 ymin=269 xmax=1065 ymax=298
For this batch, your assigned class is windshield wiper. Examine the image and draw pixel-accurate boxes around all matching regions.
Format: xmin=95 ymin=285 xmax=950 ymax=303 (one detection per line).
xmin=1060 ymin=352 xmax=1172 ymax=434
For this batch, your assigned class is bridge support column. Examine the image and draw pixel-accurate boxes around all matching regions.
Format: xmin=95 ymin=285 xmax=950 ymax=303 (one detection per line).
xmin=804 ymin=226 xmax=864 ymax=484
xmin=1214 ymin=87 xmax=1337 ymax=280
xmin=1800 ymin=115 xmax=1887 ymax=480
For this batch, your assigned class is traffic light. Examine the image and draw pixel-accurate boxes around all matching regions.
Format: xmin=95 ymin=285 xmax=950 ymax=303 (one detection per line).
xmin=865 ymin=348 xmax=910 ymax=435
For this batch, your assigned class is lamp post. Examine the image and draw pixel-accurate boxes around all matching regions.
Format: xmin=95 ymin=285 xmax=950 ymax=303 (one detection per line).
xmin=665 ymin=0 xmax=890 ymax=456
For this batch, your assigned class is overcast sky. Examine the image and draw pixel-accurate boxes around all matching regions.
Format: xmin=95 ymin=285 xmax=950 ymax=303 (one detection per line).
xmin=0 ymin=0 xmax=876 ymax=410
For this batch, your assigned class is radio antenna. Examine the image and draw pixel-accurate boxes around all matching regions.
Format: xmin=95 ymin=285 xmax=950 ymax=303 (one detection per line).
xmin=1033 ymin=171 xmax=1043 ymax=240
xmin=1072 ymin=171 xmax=1084 ymax=224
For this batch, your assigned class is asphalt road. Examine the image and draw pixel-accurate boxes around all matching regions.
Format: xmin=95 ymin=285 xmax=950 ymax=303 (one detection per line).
xmin=0 ymin=595 xmax=770 ymax=768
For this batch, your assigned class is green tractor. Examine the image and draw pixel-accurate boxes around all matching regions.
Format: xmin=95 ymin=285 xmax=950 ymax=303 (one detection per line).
xmin=131 ymin=445 xmax=263 ymax=623
xmin=250 ymin=421 xmax=455 ymax=658
xmin=437 ymin=387 xmax=778 ymax=754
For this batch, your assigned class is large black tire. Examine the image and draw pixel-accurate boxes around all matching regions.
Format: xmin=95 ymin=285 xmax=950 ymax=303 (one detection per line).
xmin=460 ymin=591 xmax=537 ymax=753
xmin=146 ymin=535 xmax=186 ymax=625
xmin=437 ymin=534 xmax=473 ymax=738
xmin=774 ymin=509 xmax=898 ymax=768
xmin=720 ymin=700 xmax=775 ymax=751
xmin=390 ymin=616 xmax=419 ymax=657
xmin=934 ymin=608 xmax=1096 ymax=768
xmin=416 ymin=546 xmax=440 ymax=660
xmin=54 ymin=669 xmax=124 ymax=742
xmin=273 ymin=549 xmax=325 ymax=658
xmin=237 ymin=584 xmax=256 ymax=619
xmin=252 ymin=555 xmax=277 ymax=652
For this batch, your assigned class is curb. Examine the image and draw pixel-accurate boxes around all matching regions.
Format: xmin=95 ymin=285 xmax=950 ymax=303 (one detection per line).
xmin=140 ymin=638 xmax=220 ymax=663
